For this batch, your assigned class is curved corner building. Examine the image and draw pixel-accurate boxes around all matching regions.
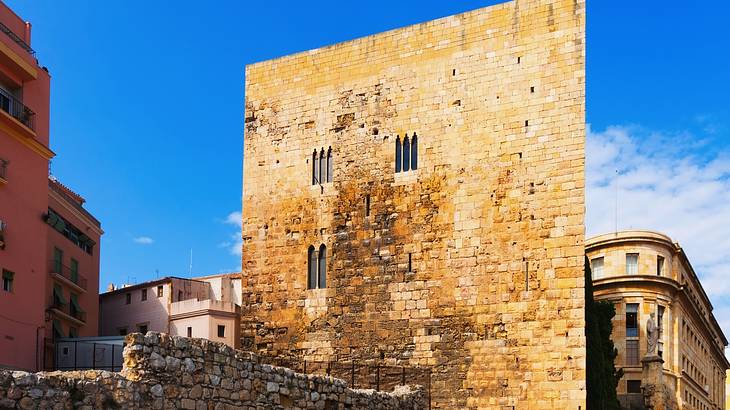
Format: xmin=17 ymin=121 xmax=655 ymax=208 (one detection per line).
xmin=586 ymin=231 xmax=729 ymax=410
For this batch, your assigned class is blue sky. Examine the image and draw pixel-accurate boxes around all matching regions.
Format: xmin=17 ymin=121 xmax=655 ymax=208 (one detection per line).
xmin=7 ymin=0 xmax=730 ymax=329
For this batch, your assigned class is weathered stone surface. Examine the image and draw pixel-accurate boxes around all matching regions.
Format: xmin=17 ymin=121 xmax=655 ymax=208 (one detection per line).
xmin=0 ymin=332 xmax=424 ymax=409
xmin=242 ymin=0 xmax=586 ymax=408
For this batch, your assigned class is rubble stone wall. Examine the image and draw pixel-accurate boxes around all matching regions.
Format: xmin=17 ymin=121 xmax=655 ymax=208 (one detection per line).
xmin=0 ymin=333 xmax=424 ymax=409
xmin=242 ymin=0 xmax=586 ymax=408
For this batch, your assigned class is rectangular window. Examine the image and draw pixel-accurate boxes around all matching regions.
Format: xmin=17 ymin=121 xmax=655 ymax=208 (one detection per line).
xmin=178 ymin=290 xmax=183 ymax=301
xmin=187 ymin=327 xmax=192 ymax=337
xmin=138 ymin=324 xmax=148 ymax=334
xmin=125 ymin=293 xmax=131 ymax=304
xmin=626 ymin=303 xmax=639 ymax=338
xmin=70 ymin=258 xmax=79 ymax=283
xmin=118 ymin=328 xmax=127 ymax=336
xmin=626 ymin=253 xmax=639 ymax=275
xmin=591 ymin=257 xmax=604 ymax=279
xmin=626 ymin=339 xmax=640 ymax=366
xmin=657 ymin=256 xmax=665 ymax=276
xmin=157 ymin=285 xmax=163 ymax=298
xmin=141 ymin=289 xmax=147 ymax=301
xmin=53 ymin=247 xmax=63 ymax=273
xmin=627 ymin=379 xmax=642 ymax=393
xmin=217 ymin=325 xmax=225 ymax=338
xmin=2 ymin=269 xmax=14 ymax=292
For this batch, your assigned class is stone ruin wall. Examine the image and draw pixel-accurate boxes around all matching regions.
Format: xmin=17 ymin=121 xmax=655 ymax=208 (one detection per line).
xmin=242 ymin=0 xmax=586 ymax=408
xmin=0 ymin=333 xmax=424 ymax=409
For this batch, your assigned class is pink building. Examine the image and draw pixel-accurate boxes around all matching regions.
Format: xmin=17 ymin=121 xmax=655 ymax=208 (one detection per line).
xmin=99 ymin=274 xmax=241 ymax=348
xmin=0 ymin=0 xmax=53 ymax=371
xmin=0 ymin=1 xmax=102 ymax=371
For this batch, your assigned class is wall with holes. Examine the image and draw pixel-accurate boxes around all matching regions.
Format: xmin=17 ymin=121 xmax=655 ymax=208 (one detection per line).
xmin=242 ymin=0 xmax=585 ymax=408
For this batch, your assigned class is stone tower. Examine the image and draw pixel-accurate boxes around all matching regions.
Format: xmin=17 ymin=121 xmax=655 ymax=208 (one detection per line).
xmin=242 ymin=0 xmax=586 ymax=408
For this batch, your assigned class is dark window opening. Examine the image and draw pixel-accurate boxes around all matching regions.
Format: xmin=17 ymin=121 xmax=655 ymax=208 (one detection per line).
xmin=365 ymin=195 xmax=371 ymax=217
xmin=627 ymin=380 xmax=642 ymax=394
xmin=312 ymin=150 xmax=318 ymax=185
xmin=626 ymin=303 xmax=639 ymax=338
xmin=141 ymin=289 xmax=147 ymax=301
xmin=157 ymin=285 xmax=163 ymax=298
xmin=118 ymin=328 xmax=127 ymax=336
xmin=138 ymin=324 xmax=148 ymax=334
xmin=318 ymin=244 xmax=327 ymax=289
xmin=525 ymin=120 xmax=529 ymax=127
xmin=411 ymin=133 xmax=418 ymax=170
xmin=326 ymin=147 xmax=333 ymax=183
xmin=517 ymin=56 xmax=521 ymax=64
xmin=45 ymin=208 xmax=95 ymax=254
xmin=402 ymin=135 xmax=411 ymax=171
xmin=408 ymin=253 xmax=412 ymax=273
xmin=307 ymin=245 xmax=317 ymax=289
xmin=530 ymin=86 xmax=535 ymax=93
xmin=657 ymin=256 xmax=665 ymax=276
xmin=452 ymin=69 xmax=456 ymax=76
xmin=178 ymin=290 xmax=183 ymax=301
xmin=125 ymin=293 xmax=131 ymax=305
xmin=217 ymin=325 xmax=225 ymax=338
xmin=187 ymin=327 xmax=192 ymax=337
xmin=395 ymin=136 xmax=402 ymax=173
xmin=319 ymin=149 xmax=326 ymax=186
xmin=2 ymin=269 xmax=13 ymax=292
xmin=626 ymin=339 xmax=639 ymax=366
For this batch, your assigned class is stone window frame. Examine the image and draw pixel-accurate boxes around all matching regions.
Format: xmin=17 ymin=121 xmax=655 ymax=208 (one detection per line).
xmin=394 ymin=132 xmax=418 ymax=174
xmin=311 ymin=146 xmax=333 ymax=186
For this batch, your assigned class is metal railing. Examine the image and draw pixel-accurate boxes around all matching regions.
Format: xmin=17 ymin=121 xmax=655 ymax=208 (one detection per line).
xmin=49 ymin=296 xmax=87 ymax=323
xmin=53 ymin=340 xmax=124 ymax=372
xmin=266 ymin=358 xmax=431 ymax=409
xmin=0 ymin=87 xmax=34 ymax=130
xmin=49 ymin=259 xmax=88 ymax=291
xmin=0 ymin=20 xmax=35 ymax=56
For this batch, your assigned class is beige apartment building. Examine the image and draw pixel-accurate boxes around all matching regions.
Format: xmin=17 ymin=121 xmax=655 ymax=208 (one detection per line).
xmin=586 ymin=231 xmax=728 ymax=410
xmin=99 ymin=273 xmax=241 ymax=348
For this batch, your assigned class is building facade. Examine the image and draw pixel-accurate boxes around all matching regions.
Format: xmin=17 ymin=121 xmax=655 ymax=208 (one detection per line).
xmin=0 ymin=0 xmax=53 ymax=371
xmin=242 ymin=0 xmax=586 ymax=408
xmin=44 ymin=177 xmax=103 ymax=369
xmin=99 ymin=274 xmax=241 ymax=348
xmin=586 ymin=231 xmax=729 ymax=410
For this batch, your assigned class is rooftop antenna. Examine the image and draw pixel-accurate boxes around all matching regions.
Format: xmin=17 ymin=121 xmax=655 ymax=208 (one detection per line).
xmin=155 ymin=269 xmax=159 ymax=279
xmin=189 ymin=248 xmax=193 ymax=276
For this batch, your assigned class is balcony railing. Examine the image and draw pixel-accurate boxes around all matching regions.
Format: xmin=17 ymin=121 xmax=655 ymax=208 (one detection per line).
xmin=49 ymin=260 xmax=88 ymax=291
xmin=0 ymin=88 xmax=34 ymax=130
xmin=0 ymin=20 xmax=35 ymax=56
xmin=49 ymin=297 xmax=87 ymax=324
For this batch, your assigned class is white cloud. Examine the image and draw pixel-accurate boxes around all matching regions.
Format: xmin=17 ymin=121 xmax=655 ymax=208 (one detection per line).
xmin=133 ymin=236 xmax=154 ymax=245
xmin=223 ymin=211 xmax=243 ymax=257
xmin=586 ymin=125 xmax=730 ymax=332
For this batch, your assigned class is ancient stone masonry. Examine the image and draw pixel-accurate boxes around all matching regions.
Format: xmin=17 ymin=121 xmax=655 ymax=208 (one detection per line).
xmin=0 ymin=333 xmax=424 ymax=409
xmin=242 ymin=0 xmax=585 ymax=408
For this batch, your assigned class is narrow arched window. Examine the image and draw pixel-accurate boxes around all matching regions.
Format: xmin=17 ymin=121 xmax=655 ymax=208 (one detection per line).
xmin=319 ymin=149 xmax=326 ymax=185
xmin=411 ymin=133 xmax=418 ymax=170
xmin=312 ymin=150 xmax=318 ymax=185
xmin=403 ymin=135 xmax=410 ymax=172
xmin=307 ymin=246 xmax=317 ymax=289
xmin=318 ymin=244 xmax=327 ymax=289
xmin=395 ymin=136 xmax=402 ymax=173
xmin=326 ymin=147 xmax=332 ymax=183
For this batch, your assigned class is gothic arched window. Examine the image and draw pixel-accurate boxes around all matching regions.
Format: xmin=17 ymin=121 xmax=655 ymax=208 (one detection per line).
xmin=402 ymin=135 xmax=411 ymax=172
xmin=307 ymin=245 xmax=317 ymax=289
xmin=326 ymin=147 xmax=333 ymax=183
xmin=411 ymin=133 xmax=418 ymax=170
xmin=318 ymin=244 xmax=327 ymax=289
xmin=395 ymin=136 xmax=402 ymax=173
xmin=319 ymin=149 xmax=326 ymax=185
xmin=312 ymin=150 xmax=318 ymax=185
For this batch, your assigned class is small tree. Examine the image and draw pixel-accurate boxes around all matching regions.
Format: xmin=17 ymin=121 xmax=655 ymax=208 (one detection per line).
xmin=585 ymin=256 xmax=623 ymax=410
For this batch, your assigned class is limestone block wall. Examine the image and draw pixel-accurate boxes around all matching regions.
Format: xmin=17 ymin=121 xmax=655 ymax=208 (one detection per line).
xmin=242 ymin=0 xmax=585 ymax=408
xmin=0 ymin=333 xmax=424 ymax=409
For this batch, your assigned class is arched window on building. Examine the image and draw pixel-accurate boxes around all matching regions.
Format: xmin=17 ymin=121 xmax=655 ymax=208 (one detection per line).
xmin=411 ymin=133 xmax=418 ymax=170
xmin=319 ymin=149 xmax=326 ymax=185
xmin=312 ymin=150 xmax=318 ymax=185
xmin=395 ymin=136 xmax=402 ymax=173
xmin=326 ymin=147 xmax=333 ymax=183
xmin=318 ymin=244 xmax=327 ymax=289
xmin=402 ymin=135 xmax=411 ymax=172
xmin=307 ymin=245 xmax=317 ymax=289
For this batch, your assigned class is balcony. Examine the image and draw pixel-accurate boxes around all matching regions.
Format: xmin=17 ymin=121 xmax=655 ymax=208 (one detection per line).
xmin=0 ymin=87 xmax=34 ymax=130
xmin=49 ymin=297 xmax=87 ymax=326
xmin=49 ymin=260 xmax=88 ymax=293
xmin=0 ymin=20 xmax=34 ymax=57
